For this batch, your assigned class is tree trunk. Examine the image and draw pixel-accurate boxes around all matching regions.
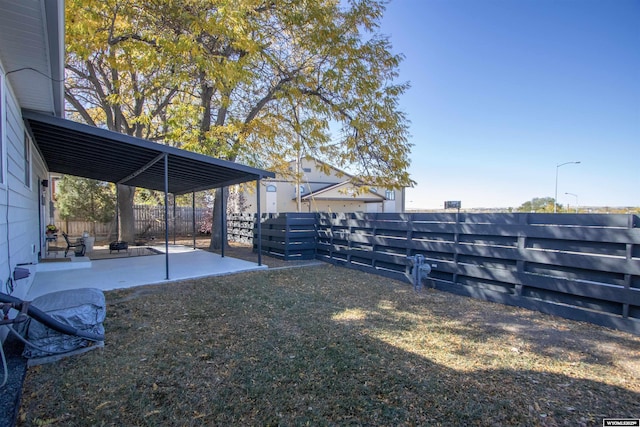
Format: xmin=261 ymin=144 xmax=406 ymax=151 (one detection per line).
xmin=208 ymin=187 xmax=228 ymax=250
xmin=117 ymin=184 xmax=136 ymax=242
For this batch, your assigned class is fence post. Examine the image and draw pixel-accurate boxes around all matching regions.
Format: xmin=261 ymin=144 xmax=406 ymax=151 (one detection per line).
xmin=329 ymin=212 xmax=335 ymax=260
xmin=283 ymin=213 xmax=290 ymax=260
xmin=370 ymin=213 xmax=377 ymax=269
xmin=623 ymin=214 xmax=634 ymax=318
xmin=452 ymin=212 xmax=460 ymax=285
xmin=405 ymin=213 xmax=414 ymax=278
xmin=515 ymin=213 xmax=528 ymax=296
xmin=346 ymin=213 xmax=353 ymax=264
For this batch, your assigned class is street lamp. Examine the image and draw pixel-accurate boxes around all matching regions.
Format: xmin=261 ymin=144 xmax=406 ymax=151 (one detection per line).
xmin=554 ymin=161 xmax=581 ymax=213
xmin=565 ymin=192 xmax=578 ymax=213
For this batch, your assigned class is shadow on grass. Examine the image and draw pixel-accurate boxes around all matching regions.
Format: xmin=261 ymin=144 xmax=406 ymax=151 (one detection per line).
xmin=384 ymin=286 xmax=640 ymax=375
xmin=19 ymin=265 xmax=640 ymax=426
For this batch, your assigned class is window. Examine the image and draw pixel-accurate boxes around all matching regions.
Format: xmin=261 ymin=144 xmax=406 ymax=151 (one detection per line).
xmin=303 ymin=167 xmax=311 ymax=173
xmin=266 ymin=184 xmax=277 ymax=192
xmin=24 ymin=131 xmax=31 ymax=187
xmin=385 ymin=190 xmax=395 ymax=200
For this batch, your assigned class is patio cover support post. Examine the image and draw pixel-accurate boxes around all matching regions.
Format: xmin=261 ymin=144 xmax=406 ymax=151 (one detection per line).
xmin=115 ymin=186 xmax=119 ymax=241
xmin=221 ymin=187 xmax=225 ymax=258
xmin=257 ymin=178 xmax=262 ymax=266
xmin=164 ymin=154 xmax=170 ymax=280
xmin=173 ymin=196 xmax=177 ymax=245
xmin=192 ymin=192 xmax=196 ymax=250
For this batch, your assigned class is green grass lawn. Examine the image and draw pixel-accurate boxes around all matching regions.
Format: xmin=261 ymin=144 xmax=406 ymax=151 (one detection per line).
xmin=19 ymin=265 xmax=640 ymax=426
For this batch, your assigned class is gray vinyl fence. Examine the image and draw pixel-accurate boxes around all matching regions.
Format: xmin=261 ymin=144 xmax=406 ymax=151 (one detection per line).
xmin=251 ymin=213 xmax=318 ymax=260
xmin=228 ymin=212 xmax=318 ymax=259
xmin=249 ymin=212 xmax=640 ymax=335
xmin=316 ymin=212 xmax=640 ymax=334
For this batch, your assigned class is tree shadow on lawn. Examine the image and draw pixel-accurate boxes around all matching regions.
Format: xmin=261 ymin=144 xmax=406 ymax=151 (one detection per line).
xmin=390 ymin=286 xmax=640 ymax=377
xmin=19 ymin=265 xmax=640 ymax=426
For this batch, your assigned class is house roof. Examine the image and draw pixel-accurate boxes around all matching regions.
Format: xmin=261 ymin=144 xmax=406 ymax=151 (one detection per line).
xmin=300 ymin=181 xmax=386 ymax=202
xmin=23 ymin=110 xmax=275 ymax=195
xmin=289 ymin=157 xmax=354 ymax=179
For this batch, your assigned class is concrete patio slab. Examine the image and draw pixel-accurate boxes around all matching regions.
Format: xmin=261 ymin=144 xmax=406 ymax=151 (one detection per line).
xmin=27 ymin=249 xmax=267 ymax=300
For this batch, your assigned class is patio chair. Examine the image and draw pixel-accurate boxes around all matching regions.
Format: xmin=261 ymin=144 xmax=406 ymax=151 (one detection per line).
xmin=62 ymin=232 xmax=86 ymax=257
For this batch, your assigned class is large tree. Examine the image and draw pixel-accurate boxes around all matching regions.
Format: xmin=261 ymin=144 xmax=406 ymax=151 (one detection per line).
xmin=56 ymin=176 xmax=116 ymax=236
xmin=65 ymin=0 xmax=414 ymax=248
xmin=517 ymin=197 xmax=559 ymax=213
xmin=65 ymin=0 xmax=185 ymax=241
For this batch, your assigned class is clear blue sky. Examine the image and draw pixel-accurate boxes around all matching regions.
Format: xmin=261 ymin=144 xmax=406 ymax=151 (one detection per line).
xmin=379 ymin=0 xmax=639 ymax=209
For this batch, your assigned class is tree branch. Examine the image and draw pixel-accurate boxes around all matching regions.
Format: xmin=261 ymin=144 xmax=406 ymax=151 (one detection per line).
xmin=299 ymin=87 xmax=354 ymax=122
xmin=64 ymin=90 xmax=97 ymax=127
xmin=108 ymin=33 xmax=159 ymax=47
xmin=244 ymin=75 xmax=293 ymax=125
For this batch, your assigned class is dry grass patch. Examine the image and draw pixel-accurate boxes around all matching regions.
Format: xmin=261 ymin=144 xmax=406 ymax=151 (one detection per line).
xmin=19 ymin=265 xmax=640 ymax=426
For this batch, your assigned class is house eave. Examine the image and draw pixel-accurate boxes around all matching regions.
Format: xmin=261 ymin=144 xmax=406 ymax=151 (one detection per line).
xmin=0 ymin=0 xmax=64 ymax=116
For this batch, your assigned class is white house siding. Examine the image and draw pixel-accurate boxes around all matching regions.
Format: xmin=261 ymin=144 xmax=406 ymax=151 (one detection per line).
xmin=0 ymin=65 xmax=43 ymax=301
xmin=0 ymin=66 xmax=7 ymax=299
xmin=33 ymin=140 xmax=50 ymax=256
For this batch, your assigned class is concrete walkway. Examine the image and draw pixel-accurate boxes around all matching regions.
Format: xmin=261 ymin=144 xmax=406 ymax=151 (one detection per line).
xmin=27 ymin=248 xmax=267 ymax=300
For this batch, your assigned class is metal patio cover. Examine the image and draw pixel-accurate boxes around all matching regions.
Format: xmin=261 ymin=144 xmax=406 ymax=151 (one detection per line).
xmin=23 ymin=110 xmax=274 ymax=194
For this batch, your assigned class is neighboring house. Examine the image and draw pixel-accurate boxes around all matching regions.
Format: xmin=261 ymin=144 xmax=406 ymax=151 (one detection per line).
xmin=242 ymin=157 xmax=406 ymax=214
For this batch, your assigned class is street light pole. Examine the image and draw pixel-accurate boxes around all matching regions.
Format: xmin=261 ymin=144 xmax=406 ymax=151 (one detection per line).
xmin=565 ymin=192 xmax=578 ymax=213
xmin=554 ymin=161 xmax=581 ymax=213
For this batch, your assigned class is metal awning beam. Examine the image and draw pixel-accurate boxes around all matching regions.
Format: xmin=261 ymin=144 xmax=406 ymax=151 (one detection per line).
xmin=117 ymin=153 xmax=166 ymax=186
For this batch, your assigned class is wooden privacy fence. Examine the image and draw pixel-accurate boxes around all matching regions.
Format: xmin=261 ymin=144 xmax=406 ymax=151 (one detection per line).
xmin=55 ymin=219 xmax=116 ymax=239
xmin=134 ymin=205 xmax=211 ymax=237
xmin=313 ymin=212 xmax=640 ymax=335
xmin=55 ymin=205 xmax=212 ymax=239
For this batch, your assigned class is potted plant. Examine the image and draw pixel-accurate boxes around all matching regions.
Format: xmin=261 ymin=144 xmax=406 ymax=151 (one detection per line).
xmin=45 ymin=224 xmax=58 ymax=236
